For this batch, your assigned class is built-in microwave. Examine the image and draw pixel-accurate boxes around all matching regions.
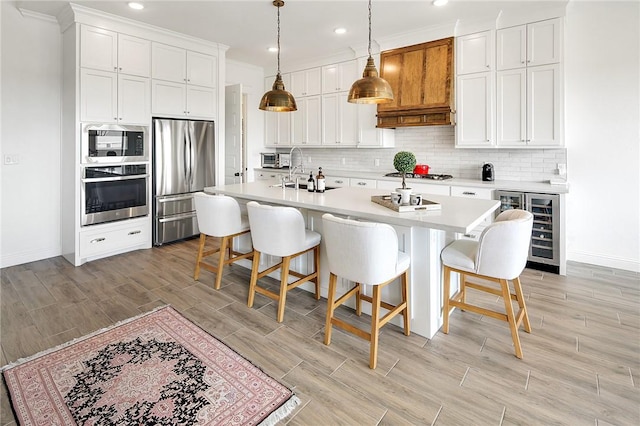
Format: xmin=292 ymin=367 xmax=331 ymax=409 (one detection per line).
xmin=260 ymin=152 xmax=290 ymax=168
xmin=81 ymin=123 xmax=148 ymax=163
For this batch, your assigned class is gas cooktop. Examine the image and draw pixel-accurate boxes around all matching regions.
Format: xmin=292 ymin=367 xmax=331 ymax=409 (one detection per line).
xmin=384 ymin=172 xmax=453 ymax=180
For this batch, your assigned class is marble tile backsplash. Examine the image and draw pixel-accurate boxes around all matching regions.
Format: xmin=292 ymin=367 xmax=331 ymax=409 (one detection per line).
xmin=280 ymin=126 xmax=567 ymax=182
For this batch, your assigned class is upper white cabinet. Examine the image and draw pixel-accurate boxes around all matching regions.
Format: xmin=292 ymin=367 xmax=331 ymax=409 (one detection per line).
xmin=264 ymin=74 xmax=292 ymax=147
xmin=292 ymin=96 xmax=322 ymax=146
xmin=497 ymin=18 xmax=562 ymax=70
xmin=80 ymin=25 xmax=150 ymax=124
xmin=321 ymin=60 xmax=358 ymax=93
xmin=322 ymin=92 xmax=358 ymax=146
xmin=151 ymin=43 xmax=217 ymax=118
xmin=496 ymin=18 xmax=563 ymax=147
xmin=290 ymin=68 xmax=322 ymax=97
xmin=81 ymin=26 xmax=150 ymax=77
xmin=456 ymin=31 xmax=494 ymax=75
xmin=455 ymin=30 xmax=495 ymax=148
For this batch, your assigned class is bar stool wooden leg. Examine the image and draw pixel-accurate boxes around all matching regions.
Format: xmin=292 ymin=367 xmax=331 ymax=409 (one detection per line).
xmin=513 ymin=276 xmax=531 ymax=333
xmin=370 ymin=286 xmax=382 ymax=369
xmin=355 ymin=283 xmax=362 ymax=316
xmin=442 ymin=265 xmax=451 ymax=334
xmin=214 ymin=236 xmax=229 ymax=290
xmin=194 ymin=234 xmax=206 ymax=280
xmin=401 ymin=270 xmax=410 ymax=336
xmin=277 ymin=256 xmax=291 ymax=323
xmin=500 ymin=278 xmax=523 ymax=359
xmin=248 ymin=250 xmax=261 ymax=308
xmin=324 ymin=273 xmax=338 ymax=345
xmin=313 ymin=245 xmax=321 ymax=300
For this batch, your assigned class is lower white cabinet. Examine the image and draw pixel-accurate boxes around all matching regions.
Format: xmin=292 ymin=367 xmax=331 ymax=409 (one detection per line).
xmin=378 ymin=180 xmax=451 ymax=196
xmin=151 ymin=80 xmax=216 ymax=119
xmin=325 ymin=176 xmax=350 ymax=188
xmin=79 ymin=217 xmax=150 ymax=261
xmin=349 ymin=178 xmax=377 ymax=189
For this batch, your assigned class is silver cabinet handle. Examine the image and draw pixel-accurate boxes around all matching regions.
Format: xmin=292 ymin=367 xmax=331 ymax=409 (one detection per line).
xmin=128 ymin=230 xmax=141 ymax=235
xmin=463 ymin=191 xmax=476 ymax=196
xmin=334 ymin=179 xmax=344 ymax=184
xmin=90 ymin=237 xmax=106 ymax=244
xmin=357 ymin=182 xmax=367 ymax=186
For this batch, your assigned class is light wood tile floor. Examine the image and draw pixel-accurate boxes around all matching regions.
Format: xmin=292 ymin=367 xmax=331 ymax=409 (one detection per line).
xmin=1 ymin=239 xmax=639 ymax=425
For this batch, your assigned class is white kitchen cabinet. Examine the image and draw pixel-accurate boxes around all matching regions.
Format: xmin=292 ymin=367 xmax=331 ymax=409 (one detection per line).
xmin=321 ymin=60 xmax=358 ymax=93
xmin=81 ymin=68 xmax=150 ymax=124
xmin=349 ymin=178 xmax=377 ymax=189
xmin=377 ymin=180 xmax=450 ymax=196
xmin=79 ymin=217 xmax=150 ymax=260
xmin=81 ymin=26 xmax=150 ymax=77
xmin=265 ymin=111 xmax=291 ymax=147
xmin=325 ymin=176 xmax=350 ymax=188
xmin=456 ymin=30 xmax=494 ymax=75
xmin=322 ymin=92 xmax=358 ymax=146
xmin=290 ymin=67 xmax=322 ymax=97
xmin=455 ymin=72 xmax=494 ymax=147
xmin=255 ymin=170 xmax=284 ymax=182
xmin=497 ymin=18 xmax=562 ymax=71
xmin=292 ymin=95 xmax=322 ymax=146
xmin=151 ymin=77 xmax=216 ymax=119
xmin=497 ymin=63 xmax=561 ymax=147
xmin=451 ymin=185 xmax=494 ymax=240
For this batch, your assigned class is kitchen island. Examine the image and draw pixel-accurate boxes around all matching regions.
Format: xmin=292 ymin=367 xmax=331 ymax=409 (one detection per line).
xmin=205 ymin=181 xmax=500 ymax=338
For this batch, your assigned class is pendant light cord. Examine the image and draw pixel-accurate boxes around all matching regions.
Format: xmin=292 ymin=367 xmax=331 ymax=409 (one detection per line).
xmin=367 ymin=0 xmax=372 ymax=57
xmin=277 ymin=3 xmax=281 ymax=74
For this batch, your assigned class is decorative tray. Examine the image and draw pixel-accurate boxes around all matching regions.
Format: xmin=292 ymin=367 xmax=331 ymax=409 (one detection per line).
xmin=371 ymin=195 xmax=441 ymax=212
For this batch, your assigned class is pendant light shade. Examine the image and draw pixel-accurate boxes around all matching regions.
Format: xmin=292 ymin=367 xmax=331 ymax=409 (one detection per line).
xmin=259 ymin=0 xmax=297 ymax=112
xmin=348 ymin=0 xmax=393 ymax=104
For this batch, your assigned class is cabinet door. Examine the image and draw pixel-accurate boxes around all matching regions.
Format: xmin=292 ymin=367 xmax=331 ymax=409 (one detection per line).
xmin=81 ymin=25 xmax=118 ymax=72
xmin=497 ymin=69 xmax=526 ymax=146
xmin=456 ymin=31 xmax=493 ymax=75
xmin=118 ymin=34 xmax=151 ymax=77
xmin=527 ymin=18 xmax=561 ymax=66
xmin=455 ymin=72 xmax=494 ymax=147
xmin=187 ymin=51 xmax=216 ymax=87
xmin=322 ymin=60 xmax=358 ymax=93
xmin=293 ymin=96 xmax=321 ymax=146
xmin=377 ymin=52 xmax=401 ymax=111
xmin=187 ymin=85 xmax=216 ymax=118
xmin=80 ymin=68 xmax=118 ymax=123
xmin=339 ymin=92 xmax=358 ymax=146
xmin=291 ymin=68 xmax=321 ymax=97
xmin=527 ymin=64 xmax=561 ymax=146
xmin=497 ymin=25 xmax=526 ymax=71
xmin=423 ymin=38 xmax=453 ymax=108
xmin=321 ymin=94 xmax=338 ymax=145
xmin=118 ymin=74 xmax=150 ymax=124
xmin=397 ymin=48 xmax=425 ymax=109
xmin=151 ymin=80 xmax=186 ymax=116
xmin=152 ymin=43 xmax=186 ymax=83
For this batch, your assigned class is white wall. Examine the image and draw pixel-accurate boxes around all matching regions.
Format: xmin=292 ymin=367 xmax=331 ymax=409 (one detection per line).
xmin=564 ymin=1 xmax=640 ymax=271
xmin=225 ymin=60 xmax=265 ymax=183
xmin=1 ymin=3 xmax=62 ymax=267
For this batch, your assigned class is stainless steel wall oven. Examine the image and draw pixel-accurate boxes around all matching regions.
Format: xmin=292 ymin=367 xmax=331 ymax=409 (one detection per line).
xmin=82 ymin=164 xmax=149 ymax=226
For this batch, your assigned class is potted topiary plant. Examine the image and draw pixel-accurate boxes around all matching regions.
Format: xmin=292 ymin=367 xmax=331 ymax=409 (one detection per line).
xmin=393 ymin=151 xmax=417 ymax=204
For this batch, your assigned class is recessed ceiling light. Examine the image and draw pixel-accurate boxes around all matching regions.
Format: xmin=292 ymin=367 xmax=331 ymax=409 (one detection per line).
xmin=268 ymin=47 xmax=279 ymax=53
xmin=128 ymin=2 xmax=144 ymax=10
xmin=334 ymin=28 xmax=347 ymax=35
xmin=432 ymin=0 xmax=448 ymax=6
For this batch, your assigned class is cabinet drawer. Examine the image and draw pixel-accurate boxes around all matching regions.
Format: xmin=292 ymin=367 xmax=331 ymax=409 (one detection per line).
xmin=350 ymin=178 xmax=377 ymax=189
xmin=80 ymin=219 xmax=150 ymax=258
xmin=451 ymin=186 xmax=494 ymax=199
xmin=326 ymin=176 xmax=349 ymax=187
xmin=255 ymin=171 xmax=283 ymax=181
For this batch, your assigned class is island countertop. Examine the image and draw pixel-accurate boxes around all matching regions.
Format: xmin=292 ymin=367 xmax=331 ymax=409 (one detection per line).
xmin=205 ymin=181 xmax=499 ymax=234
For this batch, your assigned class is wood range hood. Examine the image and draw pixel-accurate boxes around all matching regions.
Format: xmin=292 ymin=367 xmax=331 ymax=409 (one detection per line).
xmin=376 ymin=37 xmax=454 ymax=128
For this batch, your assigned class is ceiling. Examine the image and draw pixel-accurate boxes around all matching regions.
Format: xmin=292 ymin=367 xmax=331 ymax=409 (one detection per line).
xmin=16 ymin=0 xmax=568 ymax=71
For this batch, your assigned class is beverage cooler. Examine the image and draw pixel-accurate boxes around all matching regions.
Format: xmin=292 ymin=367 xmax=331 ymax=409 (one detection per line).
xmin=495 ymin=191 xmax=560 ymax=272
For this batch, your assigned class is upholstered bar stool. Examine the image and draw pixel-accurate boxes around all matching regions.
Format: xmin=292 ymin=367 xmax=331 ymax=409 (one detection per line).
xmin=321 ymin=213 xmax=410 ymax=369
xmin=441 ymin=209 xmax=533 ymax=358
xmin=194 ymin=192 xmax=253 ymax=290
xmin=246 ymin=201 xmax=321 ymax=322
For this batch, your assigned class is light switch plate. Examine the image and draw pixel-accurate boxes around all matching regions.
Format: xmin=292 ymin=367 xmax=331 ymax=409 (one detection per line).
xmin=4 ymin=155 xmax=19 ymax=165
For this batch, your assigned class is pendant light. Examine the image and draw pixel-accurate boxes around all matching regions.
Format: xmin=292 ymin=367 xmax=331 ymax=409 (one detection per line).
xmin=348 ymin=0 xmax=393 ymax=104
xmin=259 ymin=0 xmax=297 ymax=112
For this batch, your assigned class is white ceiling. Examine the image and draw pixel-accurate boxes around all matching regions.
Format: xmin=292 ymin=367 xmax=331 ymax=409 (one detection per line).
xmin=16 ymin=0 xmax=568 ymax=70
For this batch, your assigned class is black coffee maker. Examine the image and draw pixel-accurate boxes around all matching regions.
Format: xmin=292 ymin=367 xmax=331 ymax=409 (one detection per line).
xmin=482 ymin=163 xmax=494 ymax=181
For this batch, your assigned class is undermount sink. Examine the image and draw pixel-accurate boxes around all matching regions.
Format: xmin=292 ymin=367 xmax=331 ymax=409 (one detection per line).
xmin=271 ymin=183 xmax=336 ymax=191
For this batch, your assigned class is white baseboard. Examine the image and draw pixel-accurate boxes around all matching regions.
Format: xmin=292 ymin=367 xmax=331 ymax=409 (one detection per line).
xmin=567 ymin=251 xmax=640 ymax=273
xmin=1 ymin=247 xmax=62 ymax=269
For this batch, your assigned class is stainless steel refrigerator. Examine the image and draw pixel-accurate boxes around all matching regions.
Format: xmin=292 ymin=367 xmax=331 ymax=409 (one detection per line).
xmin=152 ymin=118 xmax=215 ymax=245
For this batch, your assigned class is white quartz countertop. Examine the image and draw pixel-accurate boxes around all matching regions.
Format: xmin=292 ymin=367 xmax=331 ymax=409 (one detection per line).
xmin=254 ymin=168 xmax=570 ymax=194
xmin=205 ymin=181 xmax=500 ymax=234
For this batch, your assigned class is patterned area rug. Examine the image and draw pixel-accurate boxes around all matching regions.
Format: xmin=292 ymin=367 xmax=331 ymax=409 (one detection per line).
xmin=2 ymin=306 xmax=299 ymax=425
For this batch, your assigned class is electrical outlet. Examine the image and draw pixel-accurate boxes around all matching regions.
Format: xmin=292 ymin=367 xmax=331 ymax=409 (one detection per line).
xmin=374 ymin=158 xmax=380 ymax=166
xmin=341 ymin=157 xmax=346 ymax=165
xmin=557 ymin=163 xmax=566 ymax=176
xmin=307 ymin=156 xmax=311 ymax=163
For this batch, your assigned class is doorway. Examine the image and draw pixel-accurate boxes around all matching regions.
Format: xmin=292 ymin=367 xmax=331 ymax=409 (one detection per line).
xmin=224 ymin=83 xmax=247 ymax=184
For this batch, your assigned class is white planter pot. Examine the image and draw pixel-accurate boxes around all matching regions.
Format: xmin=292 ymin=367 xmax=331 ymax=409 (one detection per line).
xmin=397 ymin=188 xmax=413 ymax=205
